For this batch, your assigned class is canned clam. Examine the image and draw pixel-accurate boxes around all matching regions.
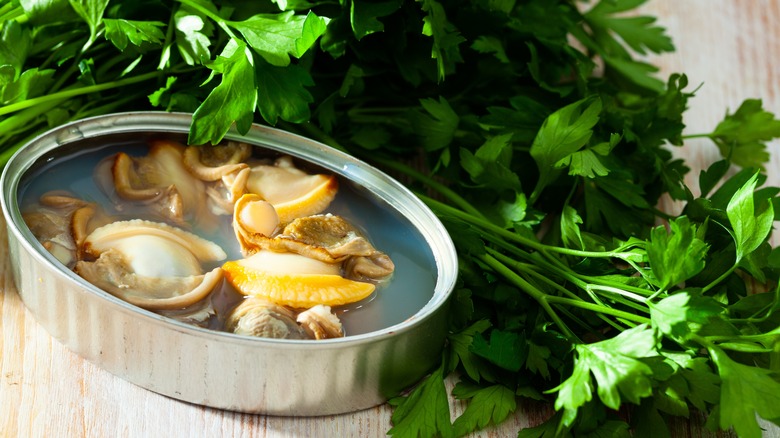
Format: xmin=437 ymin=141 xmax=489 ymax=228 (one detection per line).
xmin=0 ymin=112 xmax=457 ymax=415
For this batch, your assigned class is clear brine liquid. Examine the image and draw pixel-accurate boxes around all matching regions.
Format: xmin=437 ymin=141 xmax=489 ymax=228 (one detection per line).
xmin=18 ymin=136 xmax=437 ymax=337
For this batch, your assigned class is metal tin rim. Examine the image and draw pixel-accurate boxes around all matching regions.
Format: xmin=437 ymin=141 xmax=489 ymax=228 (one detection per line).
xmin=0 ymin=111 xmax=458 ymax=348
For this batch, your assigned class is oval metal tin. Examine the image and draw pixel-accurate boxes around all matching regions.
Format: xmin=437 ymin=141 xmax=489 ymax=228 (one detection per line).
xmin=0 ymin=112 xmax=458 ymax=415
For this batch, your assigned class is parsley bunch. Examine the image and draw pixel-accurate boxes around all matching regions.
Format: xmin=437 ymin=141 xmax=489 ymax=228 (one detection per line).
xmin=2 ymin=0 xmax=780 ymax=437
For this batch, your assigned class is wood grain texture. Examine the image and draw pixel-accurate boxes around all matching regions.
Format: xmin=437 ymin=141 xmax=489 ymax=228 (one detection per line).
xmin=2 ymin=1 xmax=780 ymax=437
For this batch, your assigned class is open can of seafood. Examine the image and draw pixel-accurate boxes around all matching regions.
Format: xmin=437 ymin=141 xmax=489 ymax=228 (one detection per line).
xmin=0 ymin=112 xmax=458 ymax=416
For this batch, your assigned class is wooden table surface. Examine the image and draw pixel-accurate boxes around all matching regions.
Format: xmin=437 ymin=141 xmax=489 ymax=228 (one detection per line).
xmin=2 ymin=1 xmax=780 ymax=437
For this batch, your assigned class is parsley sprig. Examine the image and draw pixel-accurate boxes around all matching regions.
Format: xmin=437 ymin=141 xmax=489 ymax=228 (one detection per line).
xmin=393 ymin=159 xmax=780 ymax=437
xmin=2 ymin=0 xmax=780 ymax=436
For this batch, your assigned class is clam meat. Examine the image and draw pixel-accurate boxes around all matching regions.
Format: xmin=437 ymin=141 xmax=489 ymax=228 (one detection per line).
xmin=241 ymin=155 xmax=339 ymax=224
xmin=182 ymin=142 xmax=252 ymax=215
xmin=98 ymin=139 xmax=214 ymax=229
xmin=225 ymin=297 xmax=308 ymax=339
xmin=225 ymin=297 xmax=344 ymax=340
xmin=182 ymin=142 xmax=252 ymax=181
xmin=233 ymin=198 xmax=395 ymax=282
xmin=297 ymin=305 xmax=344 ymax=340
xmin=75 ymin=219 xmax=227 ymax=311
xmin=22 ymin=191 xmax=112 ymax=268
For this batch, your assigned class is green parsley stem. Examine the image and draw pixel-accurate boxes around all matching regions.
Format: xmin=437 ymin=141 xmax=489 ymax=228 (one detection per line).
xmin=564 ymin=307 xmax=634 ymax=335
xmin=596 ymin=313 xmax=635 ymax=332
xmin=486 ymin=249 xmax=583 ymax=302
xmin=481 ymin=253 xmax=650 ymax=328
xmin=175 ymin=0 xmax=222 ymax=24
xmin=585 ymin=287 xmax=650 ymax=315
xmin=0 ymin=3 xmax=14 ymax=15
xmin=555 ymin=306 xmax=605 ymax=336
xmin=543 ymin=295 xmax=650 ymax=324
xmin=75 ymin=94 xmax=140 ymax=120
xmin=97 ymin=51 xmax=137 ymax=79
xmin=175 ymin=0 xmax=240 ymax=40
xmin=711 ymin=343 xmax=773 ymax=354
xmin=730 ymin=288 xmax=779 ymax=323
xmin=488 ymin=247 xmax=650 ymax=316
xmin=382 ymin=161 xmax=644 ymax=269
xmin=586 ymin=276 xmax=654 ymax=297
xmin=701 ymin=263 xmax=738 ymax=293
xmin=491 ymin=247 xmax=593 ymax=309
xmin=691 ymin=334 xmax=717 ymax=351
xmin=586 ymin=285 xmax=647 ymax=304
xmin=525 ymin=244 xmax=653 ymax=299
xmin=481 ymin=226 xmax=652 ymax=307
xmin=373 ymin=161 xmax=488 ymax=221
xmin=158 ymin=8 xmax=177 ymax=70
xmin=704 ymin=329 xmax=780 ymax=344
xmin=718 ymin=342 xmax=774 ymax=354
xmin=479 ymin=253 xmax=575 ymax=338
xmin=0 ymin=4 xmax=23 ymax=22
xmin=49 ymin=64 xmax=81 ymax=95
xmin=0 ymin=70 xmax=163 ymax=118
xmin=481 ymin=234 xmax=597 ymax=295
xmin=0 ymin=93 xmax=138 ymax=167
xmin=0 ymin=99 xmax=63 ymax=138
xmin=522 ymin=264 xmax=582 ymax=300
xmin=420 ymin=195 xmax=549 ymax=252
xmin=422 ymin=194 xmax=644 ymax=261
